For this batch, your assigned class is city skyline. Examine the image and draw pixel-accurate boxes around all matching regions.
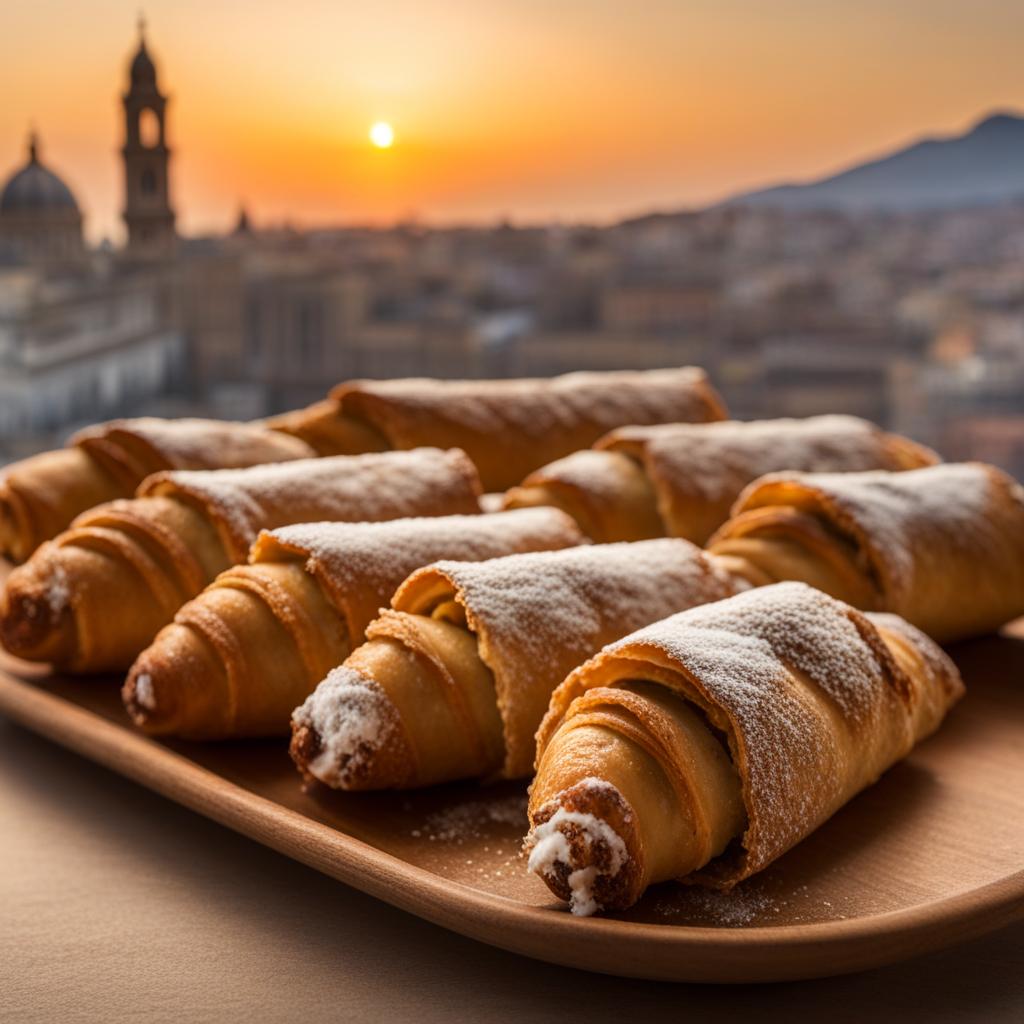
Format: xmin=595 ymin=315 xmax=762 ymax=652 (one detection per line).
xmin=3 ymin=1 xmax=1024 ymax=243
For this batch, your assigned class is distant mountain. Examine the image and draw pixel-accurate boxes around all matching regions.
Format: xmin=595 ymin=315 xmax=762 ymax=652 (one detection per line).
xmin=728 ymin=111 xmax=1024 ymax=212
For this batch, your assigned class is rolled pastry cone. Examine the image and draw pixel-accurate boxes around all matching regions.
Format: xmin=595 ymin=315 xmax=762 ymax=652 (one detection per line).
xmin=0 ymin=448 xmax=123 ymax=566
xmin=708 ymin=461 xmax=1024 ymax=643
xmin=0 ymin=417 xmax=314 ymax=563
xmin=504 ymin=415 xmax=937 ymax=544
xmin=264 ymin=399 xmax=389 ymax=457
xmin=290 ymin=538 xmax=742 ymax=790
xmin=0 ymin=449 xmax=482 ymax=672
xmin=270 ymin=367 xmax=726 ymax=492
xmin=123 ymin=507 xmax=584 ymax=738
xmin=503 ymin=450 xmax=664 ymax=542
xmin=526 ymin=582 xmax=964 ymax=915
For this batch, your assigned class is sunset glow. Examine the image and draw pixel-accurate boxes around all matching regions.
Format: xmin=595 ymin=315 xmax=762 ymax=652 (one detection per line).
xmin=2 ymin=1 xmax=1023 ymax=242
xmin=369 ymin=122 xmax=394 ymax=149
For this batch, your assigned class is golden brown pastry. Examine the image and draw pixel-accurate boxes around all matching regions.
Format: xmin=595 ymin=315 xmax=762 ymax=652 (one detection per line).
xmin=289 ymin=539 xmax=742 ymax=790
xmin=123 ymin=507 xmax=585 ymax=738
xmin=504 ymin=415 xmax=937 ymax=544
xmin=266 ymin=399 xmax=389 ymax=458
xmin=0 ymin=449 xmax=481 ymax=672
xmin=0 ymin=418 xmax=314 ymax=563
xmin=269 ymin=367 xmax=727 ymax=491
xmin=708 ymin=462 xmax=1024 ymax=643
xmin=526 ymin=582 xmax=963 ymax=915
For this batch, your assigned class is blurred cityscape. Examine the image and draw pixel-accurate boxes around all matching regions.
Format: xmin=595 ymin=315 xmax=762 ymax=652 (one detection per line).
xmin=2 ymin=27 xmax=1024 ymax=480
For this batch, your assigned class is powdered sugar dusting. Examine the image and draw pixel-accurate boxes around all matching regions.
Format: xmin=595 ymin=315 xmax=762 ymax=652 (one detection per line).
xmin=678 ymin=582 xmax=887 ymax=723
xmin=519 ymin=449 xmax=643 ymax=505
xmin=73 ymin=417 xmax=311 ymax=471
xmin=746 ymin=463 xmax=1004 ymax=603
xmin=399 ymin=538 xmax=740 ymax=777
xmin=336 ymin=367 xmax=718 ymax=443
xmin=606 ymin=415 xmax=919 ymax=506
xmin=651 ymin=879 xmax=853 ymax=926
xmin=262 ymin=508 xmax=582 ymax=638
xmin=417 ymin=793 xmax=529 ymax=844
xmin=292 ymin=665 xmax=399 ymax=787
xmin=654 ymin=885 xmax=779 ymax=926
xmin=139 ymin=448 xmax=480 ymax=559
xmin=598 ymin=582 xmax=903 ymax=879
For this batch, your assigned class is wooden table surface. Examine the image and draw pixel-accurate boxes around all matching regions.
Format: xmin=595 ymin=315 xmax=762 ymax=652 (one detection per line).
xmin=2 ymin=715 xmax=1021 ymax=1023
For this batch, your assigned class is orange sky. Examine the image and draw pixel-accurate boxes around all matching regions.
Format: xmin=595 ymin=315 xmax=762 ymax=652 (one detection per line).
xmin=2 ymin=0 xmax=1023 ymax=243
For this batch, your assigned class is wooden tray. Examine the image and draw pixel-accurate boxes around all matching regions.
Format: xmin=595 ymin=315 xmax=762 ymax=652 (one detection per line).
xmin=0 ymin=627 xmax=1022 ymax=984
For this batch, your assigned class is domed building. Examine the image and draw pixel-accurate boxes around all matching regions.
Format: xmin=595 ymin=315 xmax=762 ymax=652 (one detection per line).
xmin=0 ymin=25 xmax=187 ymax=453
xmin=0 ymin=132 xmax=84 ymax=264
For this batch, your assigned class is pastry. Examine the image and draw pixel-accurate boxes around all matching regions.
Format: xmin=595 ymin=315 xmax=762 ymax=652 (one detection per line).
xmin=0 ymin=418 xmax=313 ymax=563
xmin=123 ymin=507 xmax=584 ymax=738
xmin=290 ymin=539 xmax=741 ymax=789
xmin=504 ymin=415 xmax=937 ymax=543
xmin=270 ymin=367 xmax=727 ymax=491
xmin=0 ymin=449 xmax=481 ymax=672
xmin=526 ymin=582 xmax=963 ymax=915
xmin=708 ymin=462 xmax=1024 ymax=642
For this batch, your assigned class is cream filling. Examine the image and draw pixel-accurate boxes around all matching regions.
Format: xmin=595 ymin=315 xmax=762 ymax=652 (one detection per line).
xmin=292 ymin=665 xmax=397 ymax=787
xmin=526 ymin=792 xmax=629 ymax=917
xmin=46 ymin=563 xmax=71 ymax=617
xmin=133 ymin=671 xmax=156 ymax=712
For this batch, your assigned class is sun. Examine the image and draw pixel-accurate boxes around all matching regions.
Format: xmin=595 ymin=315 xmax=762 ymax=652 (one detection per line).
xmin=369 ymin=121 xmax=395 ymax=149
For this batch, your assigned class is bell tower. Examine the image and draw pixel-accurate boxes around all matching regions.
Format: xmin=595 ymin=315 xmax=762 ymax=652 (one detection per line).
xmin=122 ymin=16 xmax=176 ymax=256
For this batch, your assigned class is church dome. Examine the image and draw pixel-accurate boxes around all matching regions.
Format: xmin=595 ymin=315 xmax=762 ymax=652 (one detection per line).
xmin=0 ymin=135 xmax=79 ymax=214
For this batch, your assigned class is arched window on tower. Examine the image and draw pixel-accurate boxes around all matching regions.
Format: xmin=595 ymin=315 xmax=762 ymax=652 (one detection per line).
xmin=141 ymin=168 xmax=157 ymax=195
xmin=139 ymin=108 xmax=161 ymax=148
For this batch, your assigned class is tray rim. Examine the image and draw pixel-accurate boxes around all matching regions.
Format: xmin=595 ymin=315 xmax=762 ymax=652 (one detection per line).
xmin=2 ymin=668 xmax=1023 ymax=983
